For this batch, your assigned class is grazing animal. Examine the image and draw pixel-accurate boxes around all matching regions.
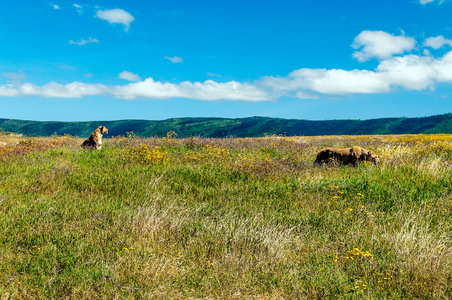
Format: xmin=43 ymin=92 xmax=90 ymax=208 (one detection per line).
xmin=81 ymin=126 xmax=108 ymax=150
xmin=314 ymin=146 xmax=380 ymax=166
xmin=352 ymin=146 xmax=380 ymax=165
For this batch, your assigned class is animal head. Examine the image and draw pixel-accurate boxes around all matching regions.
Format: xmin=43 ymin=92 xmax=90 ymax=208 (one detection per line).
xmin=98 ymin=126 xmax=108 ymax=134
xmin=352 ymin=146 xmax=380 ymax=164
xmin=361 ymin=149 xmax=380 ymax=164
xmin=368 ymin=150 xmax=380 ymax=164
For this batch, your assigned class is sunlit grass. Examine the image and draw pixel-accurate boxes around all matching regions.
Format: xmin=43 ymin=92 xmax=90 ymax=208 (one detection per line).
xmin=0 ymin=132 xmax=451 ymax=298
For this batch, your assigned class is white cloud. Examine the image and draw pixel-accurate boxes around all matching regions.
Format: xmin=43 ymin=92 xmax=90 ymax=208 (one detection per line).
xmin=108 ymin=79 xmax=270 ymax=101
xmin=164 ymin=56 xmax=183 ymax=63
xmin=3 ymin=50 xmax=452 ymax=100
xmin=52 ymin=4 xmax=61 ymax=10
xmin=423 ymin=35 xmax=452 ymax=49
xmin=375 ymin=55 xmax=437 ymax=90
xmin=419 ymin=0 xmax=446 ymax=4
xmin=96 ymin=8 xmax=135 ymax=31
xmin=4 ymin=31 xmax=452 ymax=101
xmin=0 ymin=78 xmax=271 ymax=101
xmin=352 ymin=30 xmax=416 ymax=62
xmin=69 ymin=37 xmax=100 ymax=46
xmin=259 ymin=69 xmax=389 ymax=96
xmin=207 ymin=72 xmax=221 ymax=77
xmin=0 ymin=84 xmax=21 ymax=97
xmin=73 ymin=4 xmax=83 ymax=14
xmin=3 ymin=70 xmax=26 ymax=83
xmin=119 ymin=71 xmax=141 ymax=81
xmin=0 ymin=82 xmax=107 ymax=98
xmin=259 ymin=50 xmax=452 ymax=96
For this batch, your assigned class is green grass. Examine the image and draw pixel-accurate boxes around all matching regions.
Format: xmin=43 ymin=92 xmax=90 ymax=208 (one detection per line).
xmin=0 ymin=134 xmax=451 ymax=299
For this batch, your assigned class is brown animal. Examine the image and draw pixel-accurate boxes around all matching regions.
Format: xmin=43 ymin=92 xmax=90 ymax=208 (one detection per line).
xmin=352 ymin=146 xmax=380 ymax=165
xmin=81 ymin=126 xmax=108 ymax=150
xmin=314 ymin=146 xmax=380 ymax=166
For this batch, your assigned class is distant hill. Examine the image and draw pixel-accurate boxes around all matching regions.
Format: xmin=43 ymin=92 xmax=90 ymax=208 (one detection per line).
xmin=1 ymin=114 xmax=452 ymax=138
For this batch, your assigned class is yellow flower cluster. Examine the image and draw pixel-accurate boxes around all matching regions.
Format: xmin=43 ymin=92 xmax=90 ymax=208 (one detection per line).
xmin=162 ymin=131 xmax=178 ymax=143
xmin=32 ymin=245 xmax=41 ymax=252
xmin=126 ymin=144 xmax=168 ymax=164
xmin=416 ymin=140 xmax=452 ymax=156
xmin=385 ymin=134 xmax=452 ymax=143
xmin=355 ymin=192 xmax=364 ymax=200
xmin=202 ymin=144 xmax=231 ymax=162
xmin=182 ymin=144 xmax=231 ymax=165
xmin=348 ymin=248 xmax=373 ymax=258
xmin=333 ymin=248 xmax=373 ymax=264
xmin=376 ymin=272 xmax=394 ymax=283
xmin=0 ymin=146 xmax=13 ymax=161
xmin=353 ymin=279 xmax=368 ymax=290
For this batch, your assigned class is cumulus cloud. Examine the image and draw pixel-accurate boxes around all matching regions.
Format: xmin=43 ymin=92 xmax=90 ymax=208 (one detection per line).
xmin=119 ymin=71 xmax=141 ymax=81
xmin=69 ymin=37 xmax=99 ymax=46
xmin=109 ymin=79 xmax=270 ymax=101
xmin=96 ymin=8 xmax=135 ymax=31
xmin=3 ymin=50 xmax=452 ymax=101
xmin=375 ymin=55 xmax=437 ymax=90
xmin=259 ymin=50 xmax=452 ymax=97
xmin=4 ymin=30 xmax=452 ymax=101
xmin=352 ymin=30 xmax=416 ymax=62
xmin=164 ymin=56 xmax=183 ymax=63
xmin=51 ymin=4 xmax=61 ymax=10
xmin=0 ymin=78 xmax=271 ymax=101
xmin=0 ymin=82 xmax=107 ymax=98
xmin=259 ymin=69 xmax=390 ymax=96
xmin=423 ymin=35 xmax=452 ymax=49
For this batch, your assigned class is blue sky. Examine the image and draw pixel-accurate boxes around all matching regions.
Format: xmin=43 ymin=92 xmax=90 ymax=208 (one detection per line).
xmin=1 ymin=0 xmax=452 ymax=121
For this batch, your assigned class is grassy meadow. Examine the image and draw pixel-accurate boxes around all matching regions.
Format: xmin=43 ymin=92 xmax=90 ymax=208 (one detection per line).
xmin=0 ymin=132 xmax=451 ymax=299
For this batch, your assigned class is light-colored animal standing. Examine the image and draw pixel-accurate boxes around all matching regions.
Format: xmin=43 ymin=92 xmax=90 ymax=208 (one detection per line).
xmin=314 ymin=146 xmax=380 ymax=166
xmin=81 ymin=126 xmax=108 ymax=150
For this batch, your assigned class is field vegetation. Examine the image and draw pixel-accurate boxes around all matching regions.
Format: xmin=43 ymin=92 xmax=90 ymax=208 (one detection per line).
xmin=0 ymin=131 xmax=451 ymax=299
xmin=1 ymin=113 xmax=452 ymax=138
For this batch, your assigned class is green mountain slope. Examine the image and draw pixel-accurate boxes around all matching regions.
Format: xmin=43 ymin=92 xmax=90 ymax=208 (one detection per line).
xmin=1 ymin=113 xmax=452 ymax=138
